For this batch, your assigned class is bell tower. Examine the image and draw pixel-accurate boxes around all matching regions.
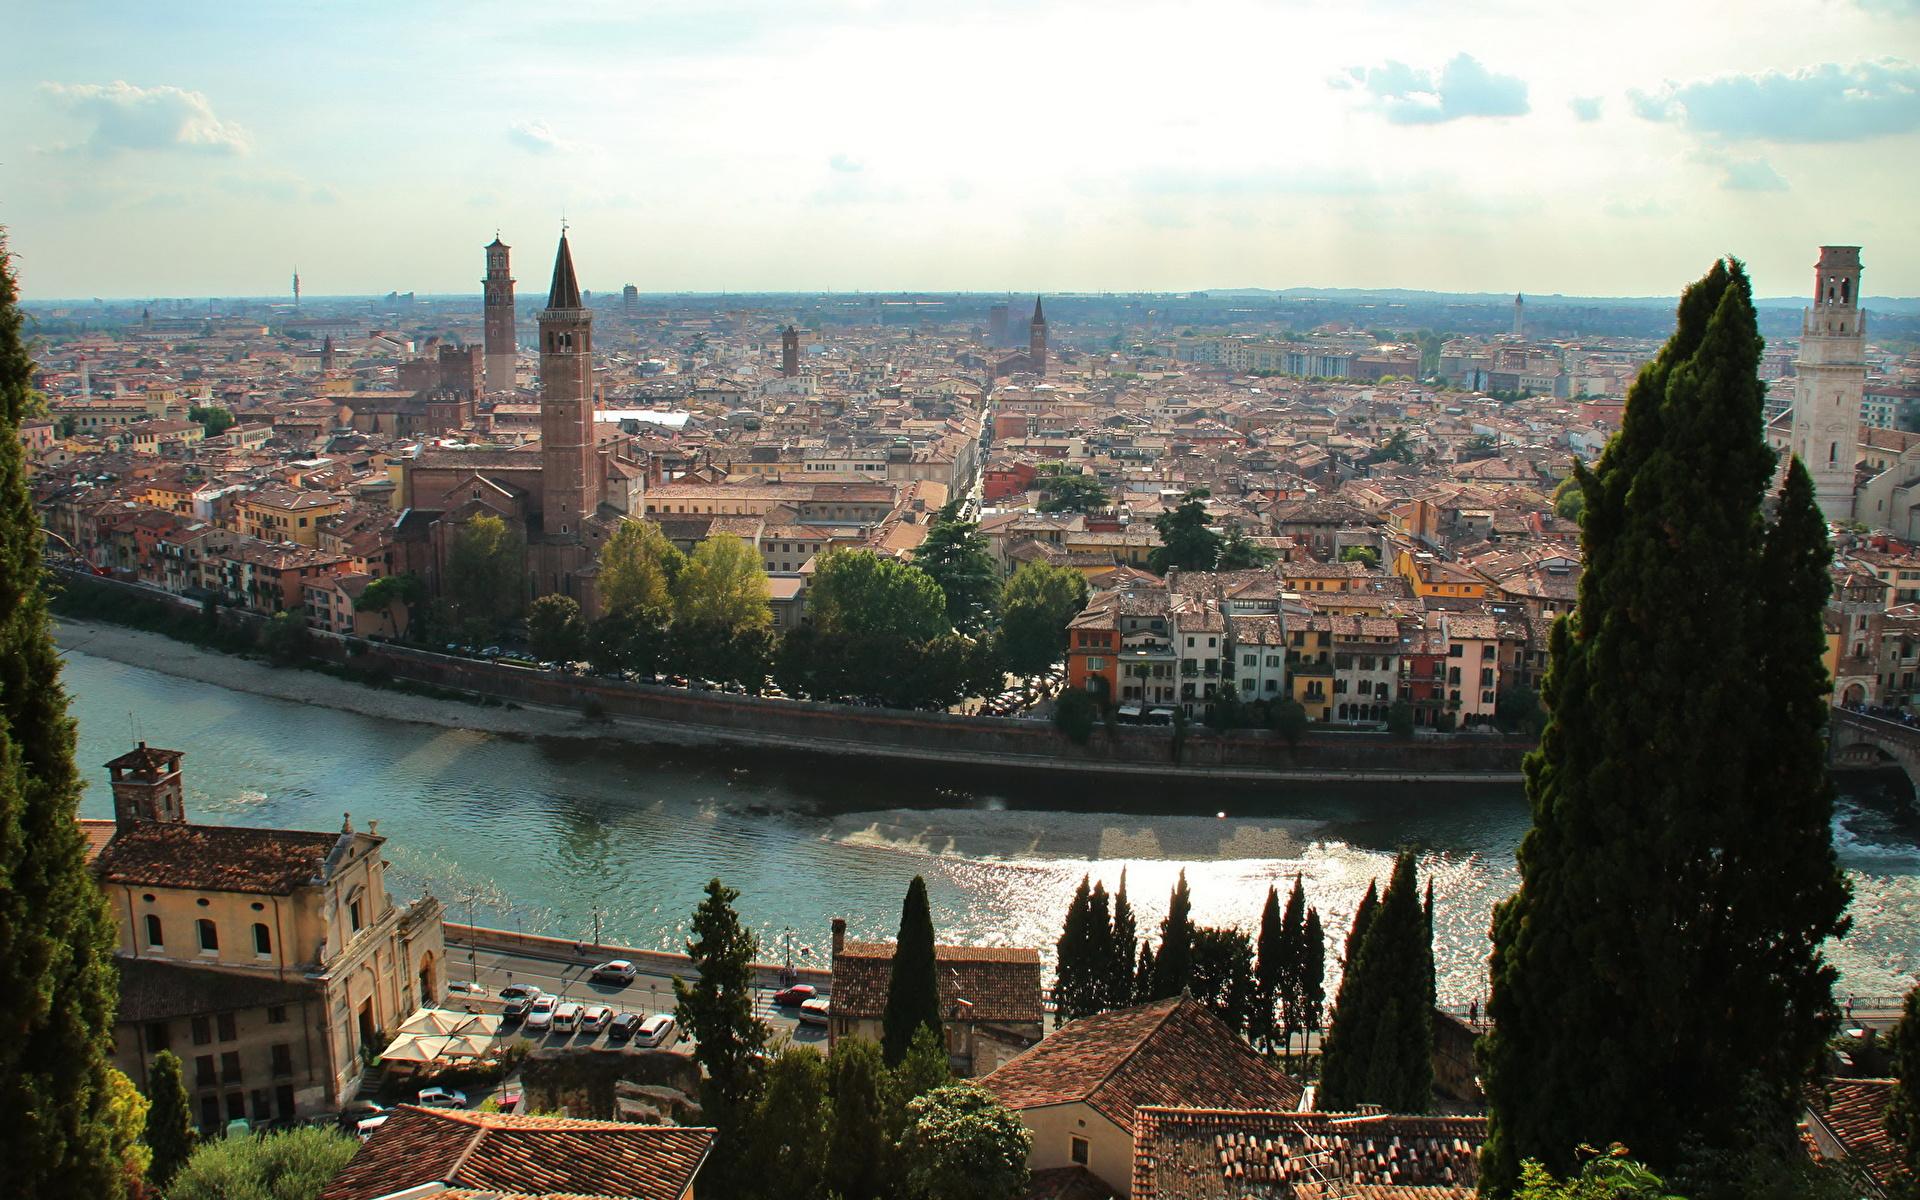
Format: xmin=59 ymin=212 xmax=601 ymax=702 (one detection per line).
xmin=781 ymin=325 xmax=800 ymax=378
xmin=105 ymin=742 xmax=186 ymax=827
xmin=1791 ymin=245 xmax=1865 ymax=523
xmin=538 ymin=230 xmax=596 ymax=531
xmin=483 ymin=236 xmax=516 ymax=394
xmin=1029 ymin=296 xmax=1048 ymax=377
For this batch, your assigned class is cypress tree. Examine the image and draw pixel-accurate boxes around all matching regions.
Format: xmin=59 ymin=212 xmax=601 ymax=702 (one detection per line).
xmin=1321 ymin=853 xmax=1433 ymax=1114
xmin=1254 ymin=885 xmax=1285 ymax=1051
xmin=1149 ymin=870 xmax=1194 ymax=1000
xmin=144 ymin=1051 xmax=195 ymax=1189
xmin=1054 ymin=877 xmax=1091 ymax=1020
xmin=1885 ymin=982 xmax=1919 ymax=1196
xmin=0 ymin=232 xmax=124 ymax=1198
xmin=1109 ymin=871 xmax=1138 ymax=1011
xmin=825 ymin=1037 xmax=888 ymax=1200
xmin=674 ymin=879 xmax=769 ymax=1196
xmin=1321 ymin=882 xmax=1378 ymax=1106
xmin=1280 ymin=876 xmax=1307 ymax=1047
xmin=1300 ymin=907 xmax=1326 ymax=1037
xmin=883 ymin=875 xmax=942 ymax=1066
xmin=1480 ymin=261 xmax=1851 ymax=1195
xmin=1134 ymin=939 xmax=1156 ymax=1003
xmin=1086 ymin=881 xmax=1114 ymax=1014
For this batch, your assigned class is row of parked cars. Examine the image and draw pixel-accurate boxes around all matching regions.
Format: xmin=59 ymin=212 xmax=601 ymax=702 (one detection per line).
xmin=501 ymin=981 xmax=677 ymax=1047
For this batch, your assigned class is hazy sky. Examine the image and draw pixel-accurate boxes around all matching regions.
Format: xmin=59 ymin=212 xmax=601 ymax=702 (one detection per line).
xmin=5 ymin=0 xmax=1918 ymax=299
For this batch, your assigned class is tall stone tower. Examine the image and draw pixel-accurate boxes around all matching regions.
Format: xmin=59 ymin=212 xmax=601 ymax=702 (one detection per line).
xmin=1029 ymin=297 xmax=1048 ymax=377
xmin=781 ymin=325 xmax=800 ymax=377
xmin=483 ymin=236 xmax=517 ymax=394
xmin=538 ymin=231 xmax=596 ymax=532
xmin=292 ymin=267 xmax=301 ymax=311
xmin=1791 ymin=245 xmax=1866 ymax=523
xmin=1512 ymin=293 xmax=1524 ymax=337
xmin=105 ymin=742 xmax=186 ymax=827
xmin=321 ymin=334 xmax=336 ymax=373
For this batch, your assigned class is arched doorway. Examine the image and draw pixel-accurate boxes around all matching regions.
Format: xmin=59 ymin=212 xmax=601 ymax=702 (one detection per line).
xmin=417 ymin=952 xmax=436 ymax=1006
xmin=1842 ymin=683 xmax=1866 ymax=708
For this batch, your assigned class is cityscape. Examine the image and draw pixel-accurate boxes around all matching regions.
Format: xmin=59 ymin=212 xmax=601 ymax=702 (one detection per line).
xmin=3 ymin=3 xmax=1920 ymax=1200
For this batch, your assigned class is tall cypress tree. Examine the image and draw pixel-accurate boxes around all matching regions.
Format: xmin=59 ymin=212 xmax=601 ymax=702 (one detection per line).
xmin=1300 ymin=907 xmax=1326 ymax=1037
xmin=0 ymin=233 xmax=124 ymax=1198
xmin=1150 ymin=870 xmax=1194 ymax=1000
xmin=674 ymin=879 xmax=769 ymax=1197
xmin=144 ymin=1051 xmax=195 ymax=1189
xmin=1321 ymin=853 xmax=1433 ymax=1114
xmin=1109 ymin=871 xmax=1137 ymax=1011
xmin=1321 ymin=882 xmax=1378 ymax=1104
xmin=882 ymin=875 xmax=942 ymax=1066
xmin=1254 ymin=885 xmax=1285 ymax=1050
xmin=1054 ymin=877 xmax=1091 ymax=1019
xmin=1480 ymin=261 xmax=1851 ymax=1195
xmin=1086 ymin=881 xmax=1113 ymax=1013
xmin=1133 ymin=939 xmax=1156 ymax=1003
xmin=1280 ymin=876 xmax=1308 ymax=1047
xmin=1887 ymin=982 xmax=1919 ymax=1194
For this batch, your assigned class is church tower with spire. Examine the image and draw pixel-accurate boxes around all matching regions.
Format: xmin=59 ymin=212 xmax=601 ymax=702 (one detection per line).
xmin=538 ymin=231 xmax=596 ymax=532
xmin=1029 ymin=297 xmax=1048 ymax=377
xmin=483 ymin=236 xmax=516 ymax=394
xmin=1792 ymin=245 xmax=1866 ymax=522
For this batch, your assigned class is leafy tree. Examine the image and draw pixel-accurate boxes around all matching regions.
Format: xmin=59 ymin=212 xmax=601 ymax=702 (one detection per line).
xmin=1269 ymin=697 xmax=1309 ymax=747
xmin=747 ymin=1045 xmax=829 ymax=1200
xmin=1372 ymin=428 xmax=1416 ymax=465
xmin=1320 ymin=852 xmax=1434 ymax=1113
xmin=586 ymin=607 xmax=667 ymax=676
xmin=103 ymin=1069 xmax=150 ymax=1200
xmin=1387 ymin=698 xmax=1415 ymax=738
xmin=1036 ymin=468 xmax=1108 ymax=514
xmin=144 ymin=1051 xmax=195 ymax=1189
xmin=526 ymin=593 xmax=585 ymax=661
xmin=1513 ymin=1147 xmax=1687 ymax=1200
xmin=674 ymin=879 xmax=769 ymax=1193
xmin=895 ymin=1084 xmax=1033 ymax=1200
xmin=826 ymin=1036 xmax=889 ymax=1200
xmin=673 ymin=533 xmax=771 ymax=632
xmin=889 ymin=1024 xmax=953 ymax=1115
xmin=1481 ymin=261 xmax=1851 ymax=1196
xmin=1889 ymin=982 xmax=1920 ymax=1196
xmin=443 ymin=513 xmax=524 ymax=631
xmin=1188 ymin=925 xmax=1257 ymax=1033
xmin=597 ymin=518 xmax=682 ymax=616
xmin=883 ymin=875 xmax=943 ymax=1066
xmin=1552 ymin=476 xmax=1586 ymax=524
xmin=914 ymin=508 xmax=1001 ymax=632
xmin=1149 ymin=870 xmax=1194 ymax=1000
xmin=810 ymin=549 xmax=948 ymax=643
xmin=1149 ymin=488 xmax=1222 ymax=574
xmin=259 ymin=610 xmax=312 ymax=662
xmin=355 ymin=573 xmax=427 ymax=639
xmin=1053 ymin=687 xmax=1099 ymax=744
xmin=188 ymin=404 xmax=234 ymax=437
xmin=1341 ymin=545 xmax=1382 ymax=568
xmin=670 ymin=619 xmax=774 ymax=692
xmin=163 ymin=1126 xmax=358 ymax=1200
xmin=1496 ymin=685 xmax=1545 ymax=737
xmin=1300 ymin=906 xmax=1327 ymax=1037
xmin=1217 ymin=525 xmax=1276 ymax=570
xmin=1000 ymin=562 xmax=1088 ymax=676
xmin=0 ymin=232 xmax=125 ymax=1199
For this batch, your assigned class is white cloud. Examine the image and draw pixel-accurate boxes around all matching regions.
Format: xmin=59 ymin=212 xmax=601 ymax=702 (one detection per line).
xmin=828 ymin=153 xmax=863 ymax=173
xmin=1632 ymin=58 xmax=1920 ymax=142
xmin=1348 ymin=54 xmax=1530 ymax=125
xmin=1569 ymin=96 xmax=1603 ymax=122
xmin=40 ymin=81 xmax=248 ymax=156
xmin=506 ymin=120 xmax=571 ymax=154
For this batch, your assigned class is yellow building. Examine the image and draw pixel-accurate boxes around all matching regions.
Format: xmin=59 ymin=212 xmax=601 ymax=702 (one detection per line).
xmin=1286 ymin=616 xmax=1334 ymax=720
xmin=84 ymin=744 xmax=444 ymax=1129
xmin=1394 ymin=548 xmax=1490 ymax=600
xmin=235 ymin=486 xmax=345 ymax=547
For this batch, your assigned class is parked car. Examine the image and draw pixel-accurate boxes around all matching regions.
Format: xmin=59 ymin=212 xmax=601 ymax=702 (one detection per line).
xmin=635 ymin=1013 xmax=677 ymax=1048
xmin=503 ymin=991 xmax=544 ymax=1022
xmin=499 ymin=983 xmax=542 ymax=1002
xmin=524 ymin=994 xmax=559 ymax=1032
xmin=772 ymin=984 xmax=817 ymax=1007
xmin=355 ymin=1114 xmax=390 ymax=1138
xmin=797 ymin=997 xmax=831 ymax=1026
xmin=608 ymin=1012 xmax=643 ymax=1041
xmin=338 ymin=1100 xmax=386 ymax=1129
xmin=447 ymin=980 xmax=487 ymax=997
xmin=415 ymin=1087 xmax=467 ymax=1109
xmin=591 ymin=960 xmax=638 ymax=985
xmin=581 ymin=1004 xmax=614 ymax=1034
xmin=551 ymin=1001 xmax=583 ymax=1033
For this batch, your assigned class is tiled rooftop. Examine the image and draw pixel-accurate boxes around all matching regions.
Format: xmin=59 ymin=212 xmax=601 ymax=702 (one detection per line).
xmin=1131 ymin=1107 xmax=1486 ymax=1200
xmin=832 ymin=941 xmax=1043 ymax=1024
xmin=91 ymin=821 xmax=342 ymax=895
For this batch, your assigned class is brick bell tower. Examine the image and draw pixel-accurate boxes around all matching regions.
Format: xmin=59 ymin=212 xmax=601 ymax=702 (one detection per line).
xmin=1029 ymin=296 xmax=1048 ymax=377
xmin=1791 ymin=245 xmax=1866 ymax=523
xmin=781 ymin=325 xmax=800 ymax=377
xmin=483 ymin=235 xmax=516 ymax=394
xmin=538 ymin=230 xmax=596 ymax=532
xmin=105 ymin=742 xmax=187 ymax=827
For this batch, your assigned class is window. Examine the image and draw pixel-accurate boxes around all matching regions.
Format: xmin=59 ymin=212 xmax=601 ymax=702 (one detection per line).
xmin=1266 ymin=654 xmax=1281 ymax=668
xmin=144 ymin=914 xmax=163 ymax=948
xmin=226 ymin=1092 xmax=245 ymax=1122
xmin=191 ymin=1017 xmax=212 ymax=1046
xmin=1071 ymin=1135 xmax=1090 ymax=1165
xmin=147 ymin=1022 xmax=171 ymax=1053
xmin=253 ymin=923 xmax=272 ymax=956
xmin=194 ymin=1054 xmax=216 ymax=1087
xmin=221 ymin=1052 xmax=242 ymax=1084
xmin=271 ymin=1044 xmax=293 ymax=1078
xmin=217 ymin=1012 xmax=237 ymax=1042
xmin=1448 ymin=644 xmax=1463 ymax=658
xmin=1243 ymin=654 xmax=1256 ymax=667
xmin=199 ymin=1096 xmax=221 ymax=1131
xmin=1481 ymin=668 xmax=1495 ymax=687
xmin=1482 ymin=645 xmax=1496 ymax=660
xmin=1085 ymin=657 xmax=1105 ymax=670
xmin=349 ymin=899 xmax=363 ymax=933
xmin=196 ymin=919 xmax=218 ymax=953
xmin=268 ymin=1006 xmax=288 ymax=1026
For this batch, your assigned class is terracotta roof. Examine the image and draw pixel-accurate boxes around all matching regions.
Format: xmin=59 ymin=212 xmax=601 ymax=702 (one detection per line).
xmin=831 ymin=941 xmax=1043 ymax=1024
xmin=1024 ymin=1165 xmax=1119 ymax=1200
xmin=1807 ymin=1078 xmax=1902 ymax=1193
xmin=320 ymin=1106 xmax=713 ymax=1200
xmin=114 ymin=956 xmax=321 ymax=1024
xmin=91 ymin=821 xmax=342 ymax=895
xmin=79 ymin=818 xmax=116 ymax=866
xmin=981 ymin=998 xmax=1303 ymax=1129
xmin=1130 ymin=1107 xmax=1486 ymax=1200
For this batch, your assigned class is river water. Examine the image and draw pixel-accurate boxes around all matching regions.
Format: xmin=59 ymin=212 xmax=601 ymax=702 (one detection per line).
xmin=62 ymin=649 xmax=1920 ymax=1003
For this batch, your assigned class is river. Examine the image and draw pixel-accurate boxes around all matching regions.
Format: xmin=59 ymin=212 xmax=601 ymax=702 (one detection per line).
xmin=61 ymin=649 xmax=1920 ymax=1003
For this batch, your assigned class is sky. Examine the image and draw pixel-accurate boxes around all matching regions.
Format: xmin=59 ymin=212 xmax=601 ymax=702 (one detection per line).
xmin=4 ymin=0 xmax=1919 ymax=300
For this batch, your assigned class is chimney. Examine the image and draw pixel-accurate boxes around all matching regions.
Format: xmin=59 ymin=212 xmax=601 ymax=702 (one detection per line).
xmin=831 ymin=917 xmax=847 ymax=958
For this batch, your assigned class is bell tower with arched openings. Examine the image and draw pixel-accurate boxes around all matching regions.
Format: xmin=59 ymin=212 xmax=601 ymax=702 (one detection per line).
xmin=1790 ymin=245 xmax=1865 ymax=523
xmin=538 ymin=230 xmax=596 ymax=531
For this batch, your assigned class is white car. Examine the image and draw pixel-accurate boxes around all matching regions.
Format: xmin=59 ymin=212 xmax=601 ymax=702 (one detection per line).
xmin=524 ymin=994 xmax=559 ymax=1032
xmin=581 ymin=1004 xmax=614 ymax=1034
xmin=591 ymin=960 xmax=638 ymax=985
xmin=447 ymin=980 xmax=488 ymax=997
xmin=552 ymin=1001 xmax=583 ymax=1033
xmin=635 ymin=1013 xmax=677 ymax=1047
xmin=415 ymin=1087 xmax=467 ymax=1109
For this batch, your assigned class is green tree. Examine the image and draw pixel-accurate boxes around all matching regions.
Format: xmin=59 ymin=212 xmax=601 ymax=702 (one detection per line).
xmin=673 ymin=533 xmax=771 ymax=632
xmin=1341 ymin=545 xmax=1382 ymax=568
xmin=1513 ymin=1147 xmax=1687 ymax=1199
xmin=1321 ymin=852 xmax=1434 ymax=1113
xmin=826 ymin=1037 xmax=889 ymax=1200
xmin=1552 ymin=476 xmax=1586 ymax=524
xmin=526 ymin=593 xmax=585 ymax=661
xmin=1387 ymin=698 xmax=1415 ymax=738
xmin=1217 ymin=524 xmax=1276 ymax=570
xmin=443 ymin=513 xmax=524 ymax=631
xmin=1372 ymin=429 xmax=1416 ymax=465
xmin=914 ymin=508 xmax=1001 ymax=632
xmin=355 ymin=573 xmax=427 ymax=639
xmin=586 ymin=607 xmax=667 ymax=676
xmin=1889 ymin=982 xmax=1920 ymax=1196
xmin=1496 ymin=685 xmax=1545 ymax=737
xmin=1055 ymin=876 xmax=1094 ymax=1020
xmin=163 ymin=1126 xmax=357 ymax=1200
xmin=748 ymin=1046 xmax=829 ymax=1200
xmin=1300 ymin=906 xmax=1327 ymax=1036
xmin=1275 ymin=877 xmax=1311 ymax=1049
xmin=1480 ymin=261 xmax=1851 ymax=1196
xmin=673 ymin=879 xmax=769 ymax=1194
xmin=1000 ymin=562 xmax=1088 ymax=676
xmin=810 ymin=549 xmax=948 ymax=643
xmin=883 ymin=875 xmax=943 ymax=1067
xmin=1269 ymin=697 xmax=1309 ymax=748
xmin=889 ymin=1024 xmax=953 ymax=1115
xmin=144 ymin=1050 xmax=195 ymax=1189
xmin=1036 ymin=468 xmax=1108 ymax=514
xmin=1052 ymin=687 xmax=1100 ymax=745
xmin=1253 ymin=885 xmax=1286 ymax=1050
xmin=597 ymin=518 xmax=682 ymax=616
xmin=1109 ymin=871 xmax=1138 ymax=1013
xmin=103 ymin=1069 xmax=150 ymax=1200
xmin=188 ymin=404 xmax=234 ymax=437
xmin=0 ymin=233 xmax=125 ymax=1199
xmin=1188 ymin=924 xmax=1257 ymax=1033
xmin=1149 ymin=488 xmax=1221 ymax=575
xmin=895 ymin=1084 xmax=1033 ymax=1200
xmin=1149 ymin=870 xmax=1194 ymax=1000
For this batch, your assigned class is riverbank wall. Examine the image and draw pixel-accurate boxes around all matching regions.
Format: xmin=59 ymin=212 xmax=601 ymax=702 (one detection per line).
xmin=51 ymin=570 xmax=1532 ymax=784
xmin=442 ymin=922 xmax=835 ymax=992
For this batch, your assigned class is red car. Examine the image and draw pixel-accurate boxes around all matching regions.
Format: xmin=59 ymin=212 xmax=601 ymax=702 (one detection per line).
xmin=772 ymin=984 xmax=817 ymax=1007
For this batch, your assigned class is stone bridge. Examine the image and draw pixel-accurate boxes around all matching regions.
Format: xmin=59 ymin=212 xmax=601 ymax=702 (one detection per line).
xmin=1829 ymin=706 xmax=1920 ymax=787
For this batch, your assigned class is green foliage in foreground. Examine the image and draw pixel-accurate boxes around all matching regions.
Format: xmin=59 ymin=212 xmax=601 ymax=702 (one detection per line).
xmin=163 ymin=1126 xmax=358 ymax=1200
